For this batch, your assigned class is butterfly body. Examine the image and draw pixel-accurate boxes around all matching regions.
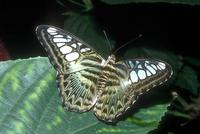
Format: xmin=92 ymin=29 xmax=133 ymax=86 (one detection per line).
xmin=36 ymin=25 xmax=173 ymax=122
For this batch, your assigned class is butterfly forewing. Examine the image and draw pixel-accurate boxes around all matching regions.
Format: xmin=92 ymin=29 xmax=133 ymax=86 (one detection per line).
xmin=36 ymin=25 xmax=104 ymax=112
xmin=94 ymin=58 xmax=173 ymax=122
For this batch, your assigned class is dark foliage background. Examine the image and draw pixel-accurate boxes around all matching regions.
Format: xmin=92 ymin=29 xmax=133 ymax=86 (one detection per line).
xmin=0 ymin=0 xmax=64 ymax=59
xmin=0 ymin=0 xmax=200 ymax=133
xmin=0 ymin=0 xmax=200 ymax=59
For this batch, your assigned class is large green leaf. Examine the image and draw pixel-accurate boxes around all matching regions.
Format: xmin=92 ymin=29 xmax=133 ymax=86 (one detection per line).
xmin=100 ymin=0 xmax=200 ymax=5
xmin=0 ymin=57 xmax=168 ymax=134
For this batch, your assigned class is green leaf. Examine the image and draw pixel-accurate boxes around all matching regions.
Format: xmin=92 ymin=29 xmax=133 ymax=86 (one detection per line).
xmin=175 ymin=66 xmax=200 ymax=96
xmin=0 ymin=57 xmax=168 ymax=134
xmin=100 ymin=0 xmax=200 ymax=5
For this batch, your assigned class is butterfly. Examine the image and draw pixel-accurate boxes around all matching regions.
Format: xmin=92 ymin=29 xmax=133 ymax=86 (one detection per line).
xmin=36 ymin=25 xmax=173 ymax=123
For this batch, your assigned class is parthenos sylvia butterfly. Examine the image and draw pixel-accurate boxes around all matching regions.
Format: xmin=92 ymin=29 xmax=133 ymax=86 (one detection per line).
xmin=36 ymin=25 xmax=173 ymax=123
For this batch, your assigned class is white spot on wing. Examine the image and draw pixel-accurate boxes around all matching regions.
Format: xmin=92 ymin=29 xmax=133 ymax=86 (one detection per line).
xmin=157 ymin=65 xmax=162 ymax=70
xmin=53 ymin=38 xmax=71 ymax=43
xmin=67 ymin=35 xmax=72 ymax=39
xmin=146 ymin=70 xmax=151 ymax=76
xmin=77 ymin=42 xmax=82 ymax=46
xmin=151 ymin=64 xmax=157 ymax=70
xmin=49 ymin=32 xmax=57 ymax=35
xmin=146 ymin=65 xmax=156 ymax=74
xmin=71 ymin=43 xmax=77 ymax=48
xmin=138 ymin=64 xmax=142 ymax=69
xmin=80 ymin=48 xmax=91 ymax=53
xmin=60 ymin=46 xmax=72 ymax=54
xmin=144 ymin=63 xmax=148 ymax=67
xmin=47 ymin=28 xmax=57 ymax=33
xmin=54 ymin=35 xmax=64 ymax=37
xmin=56 ymin=43 xmax=65 ymax=47
xmin=48 ymin=27 xmax=57 ymax=31
xmin=158 ymin=62 xmax=166 ymax=70
xmin=130 ymin=71 xmax=138 ymax=83
xmin=65 ymin=52 xmax=79 ymax=61
xmin=138 ymin=70 xmax=146 ymax=80
xmin=128 ymin=61 xmax=134 ymax=68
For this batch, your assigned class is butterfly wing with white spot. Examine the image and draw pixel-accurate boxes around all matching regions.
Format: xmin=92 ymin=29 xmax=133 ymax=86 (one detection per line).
xmin=94 ymin=59 xmax=173 ymax=122
xmin=36 ymin=25 xmax=104 ymax=112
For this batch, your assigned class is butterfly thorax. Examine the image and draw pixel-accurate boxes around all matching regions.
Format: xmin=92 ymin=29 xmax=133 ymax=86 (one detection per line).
xmin=101 ymin=54 xmax=116 ymax=67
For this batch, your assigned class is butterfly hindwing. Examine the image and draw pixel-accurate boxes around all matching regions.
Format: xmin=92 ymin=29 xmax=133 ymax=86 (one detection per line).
xmin=36 ymin=25 xmax=104 ymax=112
xmin=94 ymin=58 xmax=172 ymax=122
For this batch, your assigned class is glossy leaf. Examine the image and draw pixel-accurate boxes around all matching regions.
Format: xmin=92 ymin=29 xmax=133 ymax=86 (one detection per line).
xmin=0 ymin=57 xmax=168 ymax=134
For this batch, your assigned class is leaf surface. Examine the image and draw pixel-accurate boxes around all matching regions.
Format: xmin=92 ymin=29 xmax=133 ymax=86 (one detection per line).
xmin=0 ymin=57 xmax=168 ymax=134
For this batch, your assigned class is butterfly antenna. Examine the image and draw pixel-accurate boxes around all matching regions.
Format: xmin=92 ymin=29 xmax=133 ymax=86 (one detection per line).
xmin=103 ymin=30 xmax=112 ymax=52
xmin=113 ymin=34 xmax=143 ymax=54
